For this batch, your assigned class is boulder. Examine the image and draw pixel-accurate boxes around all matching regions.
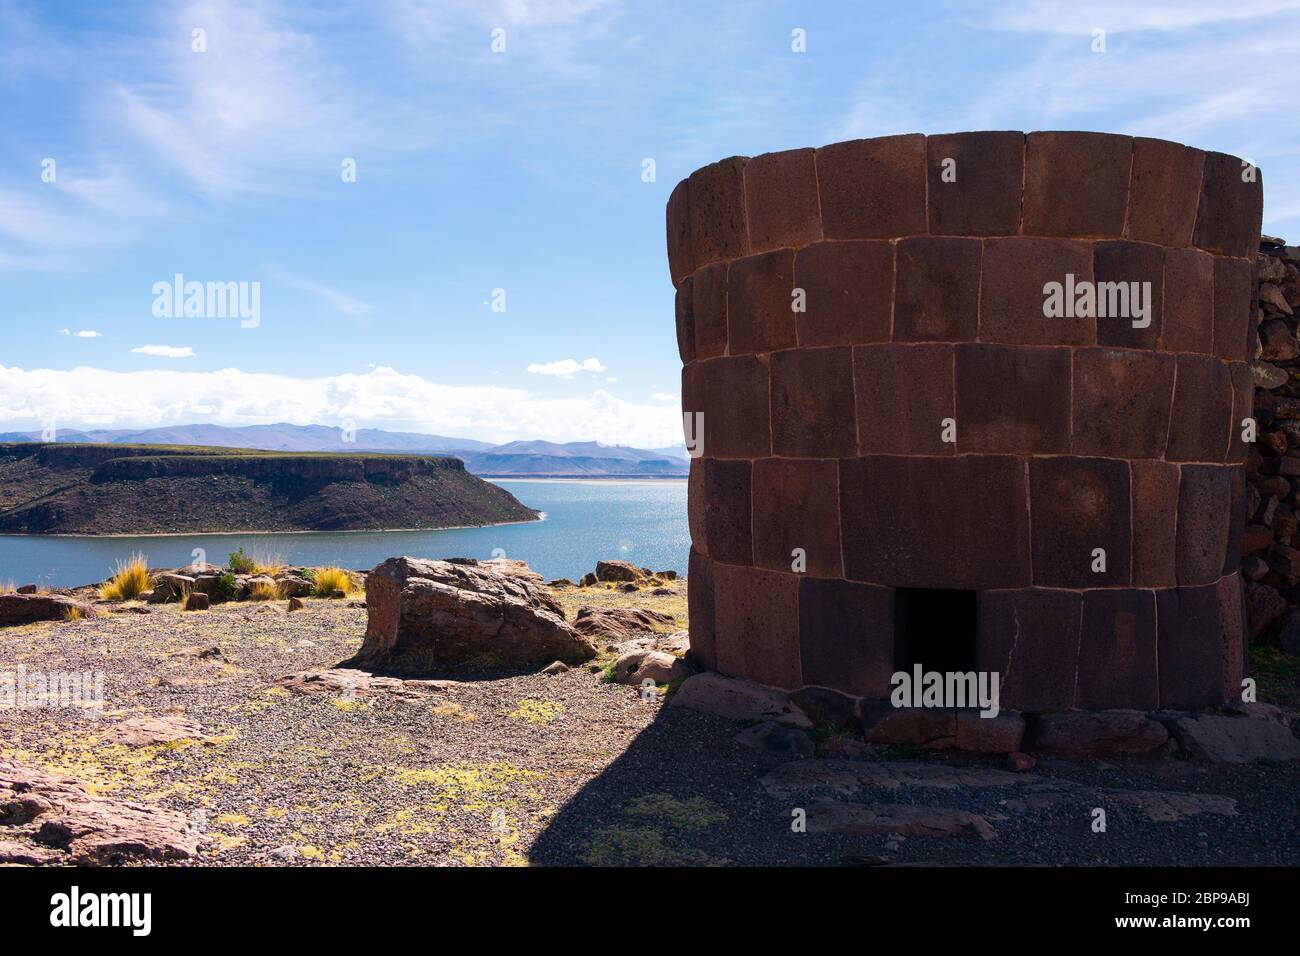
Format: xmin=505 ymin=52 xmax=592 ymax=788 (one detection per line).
xmin=0 ymin=759 xmax=197 ymax=865
xmin=610 ymin=649 xmax=690 ymax=685
xmin=351 ymin=556 xmax=596 ymax=674
xmin=594 ymin=560 xmax=640 ymax=583
xmin=1152 ymin=712 xmax=1300 ymax=763
xmin=102 ymin=714 xmax=210 ymax=747
xmin=276 ymin=667 xmax=455 ymax=700
xmin=735 ymin=720 xmax=815 ymax=759
xmin=15 ymin=584 xmax=37 ymax=595
xmin=148 ymin=573 xmax=194 ymax=604
xmin=184 ymin=592 xmax=210 ymax=612
xmin=276 ymin=576 xmax=314 ymax=598
xmin=860 ymin=702 xmax=957 ymax=748
xmin=669 ymin=672 xmax=811 ymax=726
xmin=572 ymin=605 xmax=677 ymax=641
xmin=954 ymin=710 xmax=1027 ymax=753
xmin=287 ymin=596 xmax=305 ymax=612
xmin=0 ymin=593 xmax=97 ymax=626
xmin=1029 ymin=710 xmax=1169 ymax=757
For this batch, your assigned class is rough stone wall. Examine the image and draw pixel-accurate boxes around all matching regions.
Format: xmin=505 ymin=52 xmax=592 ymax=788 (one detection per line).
xmin=668 ymin=131 xmax=1263 ymax=713
xmin=1244 ymin=238 xmax=1300 ymax=645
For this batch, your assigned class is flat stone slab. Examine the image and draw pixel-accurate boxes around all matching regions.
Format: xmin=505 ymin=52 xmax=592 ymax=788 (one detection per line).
xmin=275 ymin=668 xmax=456 ymax=700
xmin=670 ymin=672 xmax=811 ymax=727
xmin=102 ymin=714 xmax=211 ymax=747
xmin=1029 ymin=709 xmax=1169 ymax=757
xmin=760 ymin=759 xmax=1037 ymax=799
xmin=805 ymin=800 xmax=996 ymax=840
xmin=1154 ymin=712 xmax=1300 ymax=763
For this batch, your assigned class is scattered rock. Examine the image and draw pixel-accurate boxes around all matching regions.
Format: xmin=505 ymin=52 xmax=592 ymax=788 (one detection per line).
xmin=1152 ymin=712 xmax=1300 ymax=763
xmin=579 ymin=573 xmax=597 ymax=587
xmin=760 ymin=759 xmax=1033 ymax=799
xmin=669 ymin=672 xmax=811 ymax=727
xmin=351 ymin=556 xmax=596 ymax=674
xmin=547 ymin=579 xmax=575 ymax=588
xmin=15 ymin=584 xmax=37 ymax=595
xmin=1006 ymin=751 xmax=1036 ymax=772
xmin=276 ymin=577 xmax=314 ymax=598
xmin=610 ymin=649 xmax=690 ymax=685
xmin=860 ymin=703 xmax=956 ymax=748
xmin=735 ymin=720 xmax=814 ymax=759
xmin=618 ymin=583 xmax=639 ymax=593
xmin=267 ymin=845 xmax=300 ymax=863
xmin=1105 ymin=790 xmax=1238 ymax=822
xmin=1245 ymin=582 xmax=1287 ymax=639
xmin=0 ymin=759 xmax=198 ymax=865
xmin=184 ymin=592 xmax=210 ymax=612
xmin=790 ymin=686 xmax=857 ymax=729
xmin=1029 ymin=710 xmax=1169 ymax=757
xmin=287 ymin=596 xmax=305 ymax=612
xmin=658 ymin=630 xmax=690 ymax=655
xmin=149 ymin=573 xmax=195 ymax=604
xmin=541 ymin=660 xmax=569 ymax=675
xmin=0 ymin=593 xmax=98 ymax=625
xmin=594 ymin=560 xmax=640 ymax=583
xmin=170 ymin=645 xmax=226 ymax=661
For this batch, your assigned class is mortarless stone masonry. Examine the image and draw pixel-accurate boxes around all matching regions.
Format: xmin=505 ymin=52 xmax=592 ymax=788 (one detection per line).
xmin=669 ymin=131 xmax=1264 ymax=713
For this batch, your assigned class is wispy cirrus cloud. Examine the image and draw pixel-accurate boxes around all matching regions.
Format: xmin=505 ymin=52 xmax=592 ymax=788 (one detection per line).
xmin=526 ymin=357 xmax=607 ymax=378
xmin=131 ymin=345 xmax=195 ymax=358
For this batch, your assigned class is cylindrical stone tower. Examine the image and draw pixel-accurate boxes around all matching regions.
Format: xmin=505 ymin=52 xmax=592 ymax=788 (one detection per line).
xmin=669 ymin=131 xmax=1263 ymax=713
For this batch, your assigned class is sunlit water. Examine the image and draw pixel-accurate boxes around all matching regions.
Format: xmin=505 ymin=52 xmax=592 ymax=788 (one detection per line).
xmin=0 ymin=479 xmax=689 ymax=588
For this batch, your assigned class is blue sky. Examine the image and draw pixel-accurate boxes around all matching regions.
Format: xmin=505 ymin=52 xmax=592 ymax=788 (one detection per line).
xmin=1 ymin=0 xmax=1297 ymax=445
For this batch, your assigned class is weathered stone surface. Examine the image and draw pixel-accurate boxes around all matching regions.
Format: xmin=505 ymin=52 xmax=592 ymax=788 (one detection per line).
xmin=666 ymin=178 xmax=693 ymax=285
xmin=1160 ymin=247 xmax=1215 ymax=354
xmin=954 ymin=710 xmax=1027 ymax=753
xmin=353 ymin=557 xmax=595 ymax=673
xmin=686 ymin=549 xmax=716 ymax=671
xmin=1193 ymin=150 xmax=1264 ymax=259
xmin=977 ymin=588 xmax=1081 ymax=713
xmin=979 ymin=237 xmax=1095 ymax=345
xmin=751 ymin=458 xmax=841 ymax=576
xmin=770 ymin=346 xmax=857 ymax=457
xmin=789 ymin=685 xmax=858 ymax=728
xmin=1076 ymin=590 xmax=1159 ymax=710
xmin=0 ymin=759 xmax=198 ymax=865
xmin=955 ymin=344 xmax=1070 ymax=453
xmin=1029 ymin=710 xmax=1169 ymax=757
xmin=893 ymin=237 xmax=981 ymax=342
xmin=803 ymin=800 xmax=995 ymax=840
xmin=759 ymin=758 xmax=1033 ymax=798
xmin=687 ymin=355 xmax=771 ymax=459
xmin=793 ymin=240 xmax=893 ymax=346
xmin=855 ymin=344 xmax=954 ymax=455
xmin=697 ymin=458 xmax=752 ymax=565
xmin=1092 ymin=241 xmax=1164 ymax=349
xmin=1166 ymin=354 xmax=1232 ymax=462
xmin=727 ymin=249 xmax=797 ymax=354
xmin=691 ymin=261 xmax=728 ymax=359
xmin=1125 ymin=137 xmax=1204 ymax=246
xmin=1213 ymin=256 xmax=1255 ymax=361
xmin=860 ymin=702 xmax=957 ymax=748
xmin=925 ymin=131 xmax=1024 ymax=236
xmin=1153 ymin=712 xmax=1300 ymax=763
xmin=669 ymin=671 xmax=810 ymax=726
xmin=1029 ymin=456 xmax=1131 ymax=588
xmin=1245 ymin=581 xmax=1286 ymax=639
xmin=1176 ymin=466 xmax=1232 ymax=586
xmin=674 ymin=276 xmax=695 ymax=363
xmin=798 ymin=577 xmax=893 ymax=698
xmin=1156 ymin=585 xmax=1226 ymax=711
xmin=840 ymin=454 xmax=1030 ymax=590
xmin=0 ymin=593 xmax=97 ymax=625
xmin=713 ymin=564 xmax=801 ymax=689
xmin=183 ymin=592 xmax=209 ymax=612
xmin=1022 ymin=131 xmax=1132 ymax=238
xmin=688 ymin=156 xmax=749 ymax=267
xmin=816 ymin=134 xmax=926 ymax=239
xmin=734 ymin=720 xmax=815 ymax=758
xmin=1130 ymin=460 xmax=1179 ymax=587
xmin=743 ymin=148 xmax=822 ymax=253
xmin=149 ymin=572 xmax=195 ymax=603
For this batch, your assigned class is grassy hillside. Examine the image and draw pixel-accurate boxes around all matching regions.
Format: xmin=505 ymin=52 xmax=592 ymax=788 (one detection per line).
xmin=0 ymin=442 xmax=538 ymax=534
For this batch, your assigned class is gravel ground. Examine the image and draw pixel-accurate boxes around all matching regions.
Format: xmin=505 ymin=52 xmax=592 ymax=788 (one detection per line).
xmin=2 ymin=586 xmax=1298 ymax=867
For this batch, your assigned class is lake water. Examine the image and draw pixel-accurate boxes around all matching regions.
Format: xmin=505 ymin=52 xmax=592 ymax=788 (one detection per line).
xmin=0 ymin=479 xmax=689 ymax=588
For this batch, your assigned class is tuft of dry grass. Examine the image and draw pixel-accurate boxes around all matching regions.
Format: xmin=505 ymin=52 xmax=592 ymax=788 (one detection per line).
xmin=63 ymin=605 xmax=85 ymax=622
xmin=99 ymin=553 xmax=150 ymax=601
xmin=0 ymin=580 xmax=14 ymax=594
xmin=249 ymin=580 xmax=284 ymax=601
xmin=312 ymin=567 xmax=352 ymax=597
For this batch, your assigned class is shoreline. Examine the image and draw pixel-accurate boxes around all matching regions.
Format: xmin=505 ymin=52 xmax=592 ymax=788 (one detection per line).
xmin=0 ymin=513 xmax=548 ymax=540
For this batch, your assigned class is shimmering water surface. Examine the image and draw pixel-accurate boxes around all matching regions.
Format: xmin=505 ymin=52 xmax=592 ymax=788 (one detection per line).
xmin=0 ymin=479 xmax=689 ymax=588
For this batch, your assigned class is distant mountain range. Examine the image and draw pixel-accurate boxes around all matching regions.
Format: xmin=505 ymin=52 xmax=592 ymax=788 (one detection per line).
xmin=0 ymin=423 xmax=690 ymax=478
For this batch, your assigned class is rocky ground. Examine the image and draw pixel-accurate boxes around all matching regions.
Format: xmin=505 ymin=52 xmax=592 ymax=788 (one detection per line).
xmin=2 ymin=575 xmax=1298 ymax=867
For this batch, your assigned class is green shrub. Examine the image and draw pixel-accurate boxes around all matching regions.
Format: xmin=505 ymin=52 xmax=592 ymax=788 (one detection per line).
xmin=211 ymin=572 xmax=238 ymax=603
xmin=228 ymin=548 xmax=256 ymax=574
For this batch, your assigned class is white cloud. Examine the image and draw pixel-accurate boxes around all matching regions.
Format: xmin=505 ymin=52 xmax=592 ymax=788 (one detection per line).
xmin=131 ymin=345 xmax=195 ymax=358
xmin=526 ymin=357 xmax=607 ymax=378
xmin=0 ymin=364 xmax=682 ymax=446
xmin=651 ymin=392 xmax=676 ymax=402
xmin=58 ymin=329 xmax=102 ymax=338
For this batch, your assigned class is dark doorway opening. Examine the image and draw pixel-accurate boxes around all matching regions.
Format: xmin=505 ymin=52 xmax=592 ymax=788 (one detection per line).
xmin=894 ymin=588 xmax=978 ymax=674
